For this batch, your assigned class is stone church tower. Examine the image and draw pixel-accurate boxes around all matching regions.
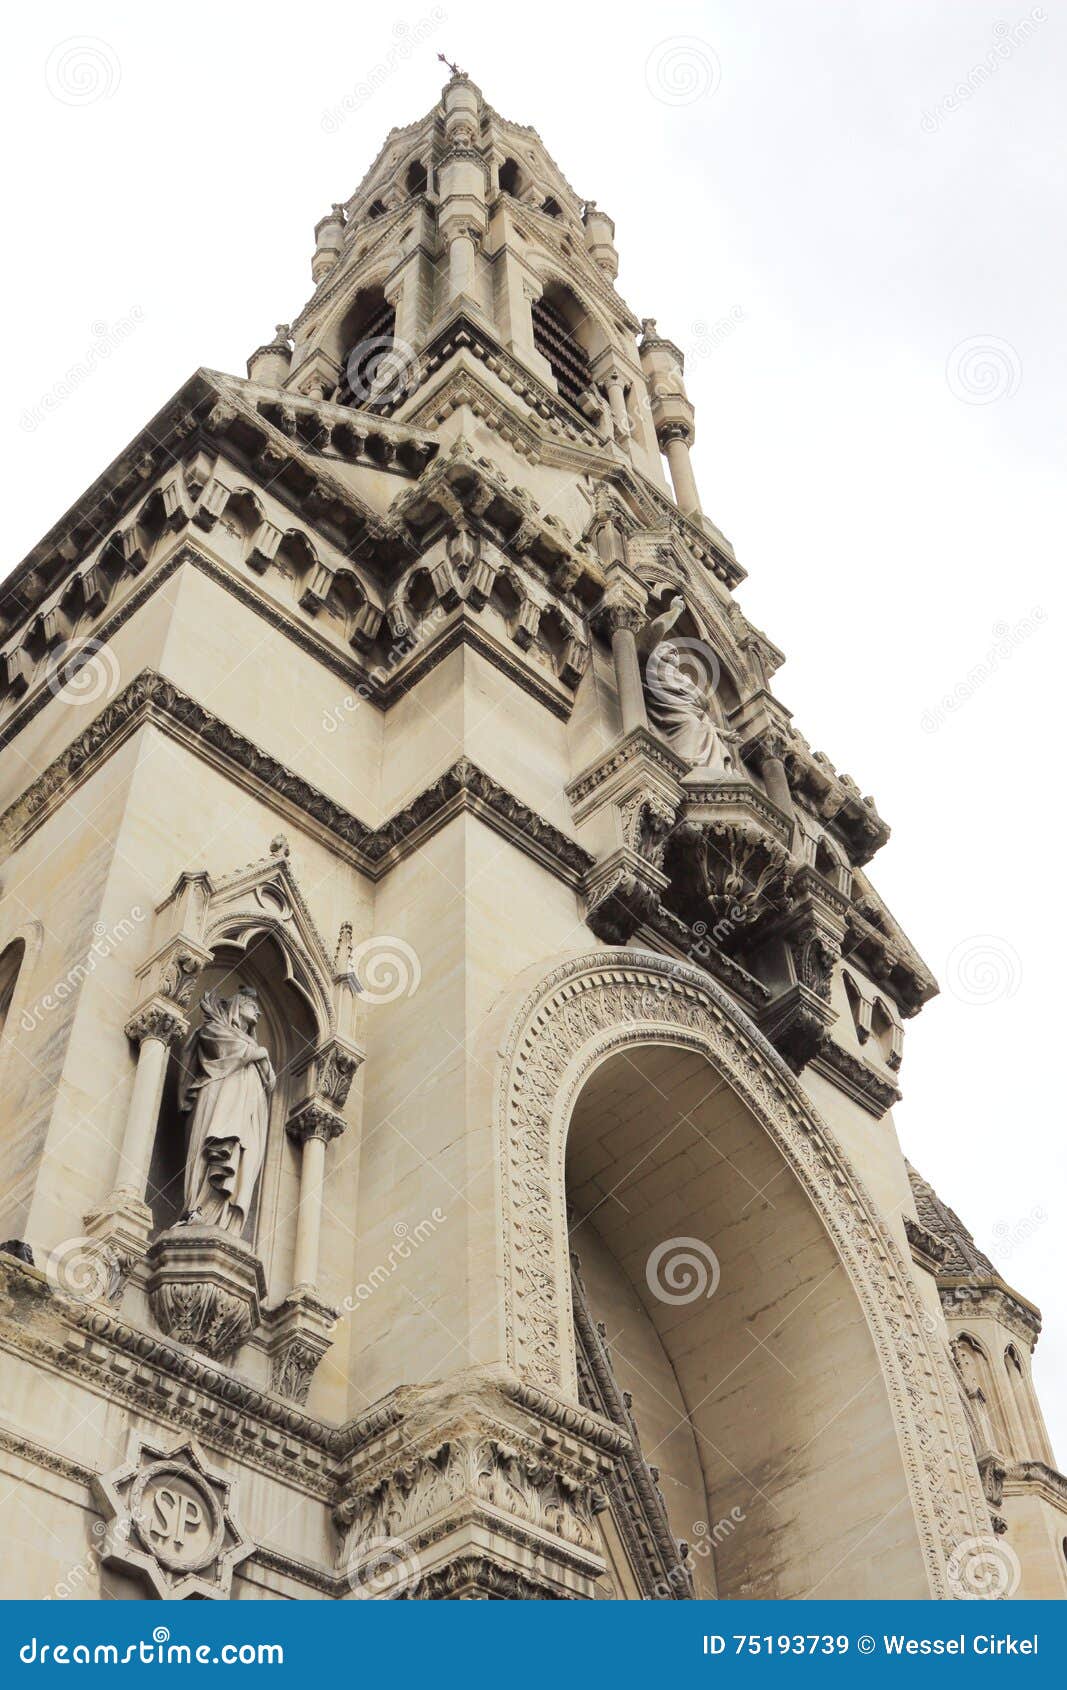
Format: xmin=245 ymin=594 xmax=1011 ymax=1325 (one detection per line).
xmin=0 ymin=71 xmax=1063 ymax=1602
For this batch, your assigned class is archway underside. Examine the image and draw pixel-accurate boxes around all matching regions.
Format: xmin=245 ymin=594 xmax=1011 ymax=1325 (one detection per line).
xmin=496 ymin=951 xmax=990 ymax=1598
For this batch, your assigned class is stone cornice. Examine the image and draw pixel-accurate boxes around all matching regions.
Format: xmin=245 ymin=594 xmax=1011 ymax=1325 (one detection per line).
xmin=0 ymin=545 xmax=582 ymax=757
xmin=0 ymin=668 xmax=595 ymax=891
xmin=1001 ymin=1460 xmax=1067 ymax=1510
xmin=938 ymin=1276 xmax=1043 ymax=1346
xmin=810 ymin=1041 xmax=902 ymax=1118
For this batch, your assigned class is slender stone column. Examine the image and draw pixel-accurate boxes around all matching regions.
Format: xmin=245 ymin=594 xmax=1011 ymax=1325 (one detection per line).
xmin=446 ymin=225 xmax=478 ymax=300
xmin=287 ymin=1103 xmax=343 ymax=1290
xmin=760 ymin=735 xmax=795 ymax=819
xmin=660 ymin=424 xmax=702 ymax=517
xmin=611 ymin=616 xmax=648 ymax=734
xmin=116 ymin=1004 xmax=187 ymax=1197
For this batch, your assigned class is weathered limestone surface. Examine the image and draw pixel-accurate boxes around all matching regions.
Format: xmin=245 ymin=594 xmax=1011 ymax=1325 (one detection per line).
xmin=0 ymin=71 xmax=1062 ymax=1602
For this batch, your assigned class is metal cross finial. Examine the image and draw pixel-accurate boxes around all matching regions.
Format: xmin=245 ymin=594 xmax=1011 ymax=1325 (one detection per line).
xmin=438 ymin=52 xmax=464 ymax=78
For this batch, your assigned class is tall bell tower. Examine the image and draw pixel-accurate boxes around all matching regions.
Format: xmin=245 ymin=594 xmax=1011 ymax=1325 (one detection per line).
xmin=1 ymin=70 xmax=1064 ymax=1603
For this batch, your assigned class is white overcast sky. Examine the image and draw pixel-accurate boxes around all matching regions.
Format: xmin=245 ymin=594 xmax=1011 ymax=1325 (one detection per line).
xmin=2 ymin=3 xmax=1064 ymax=1454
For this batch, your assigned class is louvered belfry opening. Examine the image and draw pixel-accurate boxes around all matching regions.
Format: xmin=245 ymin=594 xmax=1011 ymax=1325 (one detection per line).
xmin=531 ymin=290 xmax=592 ymax=413
xmin=337 ymin=292 xmax=398 ymax=411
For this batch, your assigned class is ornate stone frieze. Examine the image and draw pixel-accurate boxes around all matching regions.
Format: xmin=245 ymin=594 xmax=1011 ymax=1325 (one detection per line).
xmin=809 ymin=1042 xmax=902 ymax=1118
xmin=0 ymin=671 xmax=594 ymax=891
xmin=0 ymin=1256 xmax=339 ymax=1496
xmin=333 ymin=1369 xmax=621 ymax=1600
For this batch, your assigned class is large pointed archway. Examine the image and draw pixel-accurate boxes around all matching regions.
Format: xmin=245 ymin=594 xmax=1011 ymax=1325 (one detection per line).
xmin=493 ymin=950 xmax=989 ymax=1598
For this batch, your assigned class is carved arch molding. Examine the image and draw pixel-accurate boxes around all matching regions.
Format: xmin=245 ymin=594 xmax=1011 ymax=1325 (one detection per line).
xmin=494 ymin=949 xmax=989 ymax=1598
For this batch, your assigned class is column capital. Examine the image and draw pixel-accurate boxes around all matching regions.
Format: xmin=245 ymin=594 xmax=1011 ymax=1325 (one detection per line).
xmin=286 ymin=1097 xmax=345 ymax=1147
xmin=124 ymin=998 xmax=189 ymax=1047
xmin=656 ymin=418 xmax=694 ymax=448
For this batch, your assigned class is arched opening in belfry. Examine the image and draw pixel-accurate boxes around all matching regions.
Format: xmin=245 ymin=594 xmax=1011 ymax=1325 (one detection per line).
xmin=531 ymin=282 xmax=595 ymax=412
xmin=146 ymin=938 xmax=317 ymax=1300
xmin=404 ymin=158 xmax=427 ymax=198
xmin=564 ymin=1042 xmax=924 ymax=1600
xmin=334 ymin=287 xmax=398 ymax=410
xmin=498 ymin=157 xmax=522 ymax=197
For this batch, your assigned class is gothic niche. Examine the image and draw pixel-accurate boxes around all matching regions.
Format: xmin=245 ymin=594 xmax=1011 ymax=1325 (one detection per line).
xmin=146 ymin=940 xmax=317 ymax=1362
xmin=638 ymin=594 xmax=738 ymax=775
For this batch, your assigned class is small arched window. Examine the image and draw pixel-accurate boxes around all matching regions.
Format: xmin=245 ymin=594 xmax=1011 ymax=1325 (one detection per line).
xmin=404 ymin=159 xmax=427 ymax=198
xmin=367 ymin=198 xmax=388 ymax=220
xmin=335 ymin=287 xmax=399 ymax=412
xmin=542 ymin=196 xmax=563 ymax=219
xmin=498 ymin=158 xmax=522 ymax=197
xmin=531 ymin=283 xmax=594 ymax=412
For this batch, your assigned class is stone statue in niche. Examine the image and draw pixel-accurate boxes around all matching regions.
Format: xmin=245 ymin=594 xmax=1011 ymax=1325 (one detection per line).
xmin=177 ymin=986 xmax=275 ymax=1237
xmin=639 ymin=595 xmax=735 ymax=772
